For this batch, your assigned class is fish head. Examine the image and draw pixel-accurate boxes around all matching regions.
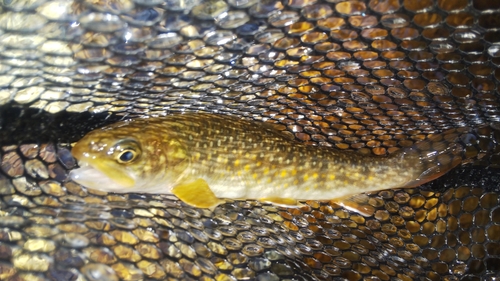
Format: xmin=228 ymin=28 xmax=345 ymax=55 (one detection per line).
xmin=69 ymin=120 xmax=188 ymax=193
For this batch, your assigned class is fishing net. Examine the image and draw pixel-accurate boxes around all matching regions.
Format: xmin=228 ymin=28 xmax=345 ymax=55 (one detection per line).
xmin=0 ymin=0 xmax=499 ymax=280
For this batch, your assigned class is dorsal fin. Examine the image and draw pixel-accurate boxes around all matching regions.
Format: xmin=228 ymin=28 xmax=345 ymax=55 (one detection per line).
xmin=260 ymin=121 xmax=296 ymax=141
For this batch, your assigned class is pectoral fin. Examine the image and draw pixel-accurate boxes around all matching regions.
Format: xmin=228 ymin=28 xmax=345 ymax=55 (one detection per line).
xmin=260 ymin=197 xmax=302 ymax=208
xmin=331 ymin=194 xmax=376 ymax=217
xmin=171 ymin=179 xmax=224 ymax=209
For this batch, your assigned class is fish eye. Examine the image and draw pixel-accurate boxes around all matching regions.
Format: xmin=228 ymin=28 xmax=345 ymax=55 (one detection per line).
xmin=113 ymin=140 xmax=141 ymax=164
xmin=117 ymin=149 xmax=136 ymax=164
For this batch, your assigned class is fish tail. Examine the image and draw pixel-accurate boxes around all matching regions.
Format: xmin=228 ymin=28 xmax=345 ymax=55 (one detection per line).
xmin=392 ymin=127 xmax=472 ymax=188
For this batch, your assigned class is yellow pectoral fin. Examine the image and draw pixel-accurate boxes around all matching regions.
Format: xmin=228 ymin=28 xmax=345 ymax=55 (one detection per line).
xmin=171 ymin=179 xmax=225 ymax=209
xmin=260 ymin=197 xmax=301 ymax=208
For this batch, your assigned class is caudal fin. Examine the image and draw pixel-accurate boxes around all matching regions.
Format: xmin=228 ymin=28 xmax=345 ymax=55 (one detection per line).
xmin=393 ymin=127 xmax=471 ymax=188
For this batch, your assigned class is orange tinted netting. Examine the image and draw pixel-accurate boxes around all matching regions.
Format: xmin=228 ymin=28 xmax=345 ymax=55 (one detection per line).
xmin=0 ymin=0 xmax=500 ymax=280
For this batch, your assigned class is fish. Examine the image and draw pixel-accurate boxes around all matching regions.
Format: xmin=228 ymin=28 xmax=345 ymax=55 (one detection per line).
xmin=69 ymin=113 xmax=469 ymax=214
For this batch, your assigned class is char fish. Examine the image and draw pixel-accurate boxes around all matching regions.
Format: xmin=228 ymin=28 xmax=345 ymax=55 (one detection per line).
xmin=69 ymin=113 xmax=468 ymax=213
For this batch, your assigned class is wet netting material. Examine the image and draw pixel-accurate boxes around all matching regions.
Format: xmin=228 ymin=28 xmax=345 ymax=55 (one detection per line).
xmin=0 ymin=0 xmax=500 ymax=280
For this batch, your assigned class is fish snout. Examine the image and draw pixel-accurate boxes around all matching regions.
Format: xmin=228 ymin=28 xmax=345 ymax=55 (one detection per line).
xmin=71 ymin=142 xmax=89 ymax=162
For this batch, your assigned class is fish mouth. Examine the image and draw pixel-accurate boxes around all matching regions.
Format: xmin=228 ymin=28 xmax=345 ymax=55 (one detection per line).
xmin=69 ymin=161 xmax=136 ymax=191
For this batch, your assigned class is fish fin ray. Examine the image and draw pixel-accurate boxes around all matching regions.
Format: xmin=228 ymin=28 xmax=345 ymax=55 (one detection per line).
xmin=171 ymin=179 xmax=224 ymax=209
xmin=331 ymin=194 xmax=375 ymax=217
xmin=391 ymin=127 xmax=471 ymax=188
xmin=261 ymin=122 xmax=296 ymax=141
xmin=260 ymin=197 xmax=302 ymax=207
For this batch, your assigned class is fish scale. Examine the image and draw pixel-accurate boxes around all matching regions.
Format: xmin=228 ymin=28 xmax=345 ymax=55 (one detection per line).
xmin=70 ymin=113 xmax=469 ymax=210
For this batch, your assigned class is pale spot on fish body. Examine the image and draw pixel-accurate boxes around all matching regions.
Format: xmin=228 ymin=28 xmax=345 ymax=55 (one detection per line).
xmin=158 ymin=155 xmax=166 ymax=164
xmin=193 ymin=152 xmax=201 ymax=161
xmin=216 ymin=156 xmax=224 ymax=163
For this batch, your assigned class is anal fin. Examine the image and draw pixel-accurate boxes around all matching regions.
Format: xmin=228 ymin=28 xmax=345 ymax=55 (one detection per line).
xmin=331 ymin=194 xmax=376 ymax=217
xmin=171 ymin=179 xmax=225 ymax=209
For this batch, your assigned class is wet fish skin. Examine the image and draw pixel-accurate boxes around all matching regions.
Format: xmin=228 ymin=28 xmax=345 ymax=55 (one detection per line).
xmin=70 ymin=113 xmax=467 ymax=209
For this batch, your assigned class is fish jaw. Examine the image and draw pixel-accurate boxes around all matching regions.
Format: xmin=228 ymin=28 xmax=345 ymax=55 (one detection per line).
xmin=69 ymin=160 xmax=136 ymax=191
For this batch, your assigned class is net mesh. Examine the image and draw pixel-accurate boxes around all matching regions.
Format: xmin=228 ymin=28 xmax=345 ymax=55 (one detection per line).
xmin=0 ymin=0 xmax=500 ymax=280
